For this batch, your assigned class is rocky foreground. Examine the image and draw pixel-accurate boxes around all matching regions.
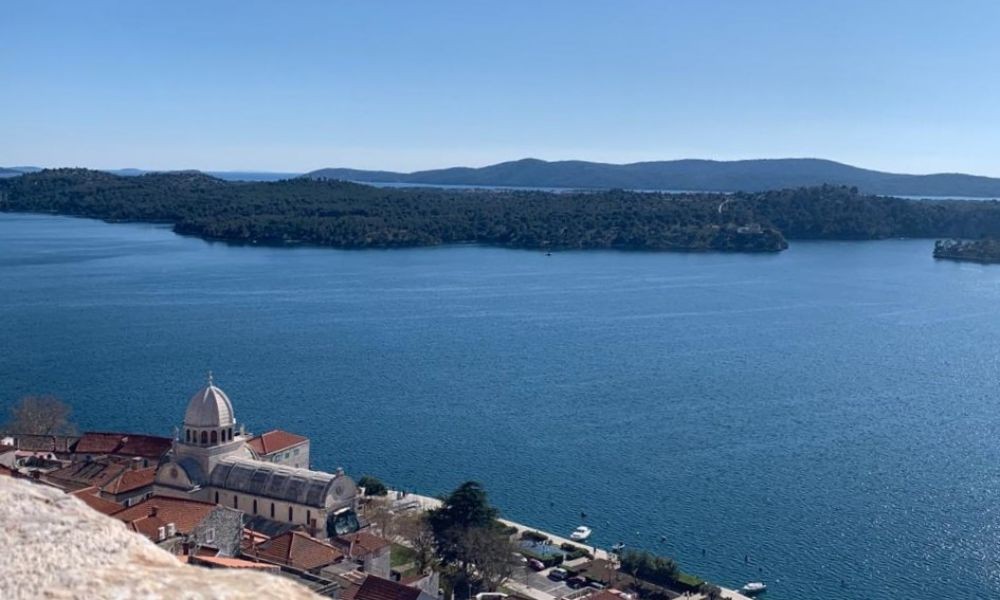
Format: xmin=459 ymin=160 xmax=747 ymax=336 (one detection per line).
xmin=0 ymin=476 xmax=318 ymax=599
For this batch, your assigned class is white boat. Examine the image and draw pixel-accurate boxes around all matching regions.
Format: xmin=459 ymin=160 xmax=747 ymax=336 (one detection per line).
xmin=569 ymin=526 xmax=592 ymax=541
xmin=740 ymin=582 xmax=767 ymax=595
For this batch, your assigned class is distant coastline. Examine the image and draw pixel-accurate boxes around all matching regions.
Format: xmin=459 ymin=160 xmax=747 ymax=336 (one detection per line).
xmin=933 ymin=239 xmax=1000 ymax=264
xmin=7 ymin=168 xmax=1000 ymax=255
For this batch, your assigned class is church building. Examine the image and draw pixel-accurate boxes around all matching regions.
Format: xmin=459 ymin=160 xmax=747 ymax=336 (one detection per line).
xmin=154 ymin=376 xmax=360 ymax=540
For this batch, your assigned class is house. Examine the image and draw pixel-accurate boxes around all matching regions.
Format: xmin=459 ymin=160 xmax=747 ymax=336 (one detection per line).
xmin=247 ymin=530 xmax=346 ymax=572
xmin=187 ymin=554 xmax=282 ymax=573
xmin=332 ymin=530 xmax=392 ymax=578
xmin=70 ymin=487 xmax=124 ymax=515
xmin=247 ymin=429 xmax=310 ymax=469
xmin=113 ymin=495 xmax=244 ymax=556
xmin=353 ymin=574 xmax=437 ymax=600
xmin=73 ymin=432 xmax=172 ymax=466
xmin=39 ymin=458 xmax=157 ymax=506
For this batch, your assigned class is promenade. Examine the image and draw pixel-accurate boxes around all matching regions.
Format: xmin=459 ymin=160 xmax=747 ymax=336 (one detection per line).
xmin=388 ymin=492 xmax=751 ymax=600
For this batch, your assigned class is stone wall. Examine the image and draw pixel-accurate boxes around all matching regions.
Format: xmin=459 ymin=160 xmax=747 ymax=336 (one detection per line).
xmin=0 ymin=476 xmax=320 ymax=599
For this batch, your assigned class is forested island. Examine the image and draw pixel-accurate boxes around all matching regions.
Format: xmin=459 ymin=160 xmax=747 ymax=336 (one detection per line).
xmin=933 ymin=238 xmax=1000 ymax=263
xmin=5 ymin=168 xmax=1000 ymax=253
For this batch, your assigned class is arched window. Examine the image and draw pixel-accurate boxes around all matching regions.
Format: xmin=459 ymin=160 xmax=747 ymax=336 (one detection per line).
xmin=228 ymin=428 xmax=233 ymax=441
xmin=214 ymin=491 xmax=219 ymax=504
xmin=233 ymin=495 xmax=238 ymax=509
xmin=252 ymin=499 xmax=258 ymax=515
xmin=288 ymin=506 xmax=293 ymax=522
xmin=200 ymin=431 xmax=208 ymax=445
xmin=185 ymin=429 xmax=190 ymax=443
xmin=210 ymin=430 xmax=217 ymax=444
xmin=270 ymin=503 xmax=275 ymax=518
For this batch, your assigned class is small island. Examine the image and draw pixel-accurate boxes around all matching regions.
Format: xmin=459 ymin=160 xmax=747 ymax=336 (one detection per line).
xmin=933 ymin=239 xmax=1000 ymax=264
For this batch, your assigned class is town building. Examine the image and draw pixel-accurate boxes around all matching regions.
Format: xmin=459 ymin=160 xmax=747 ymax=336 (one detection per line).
xmin=114 ymin=495 xmax=244 ymax=556
xmin=154 ymin=375 xmax=361 ymax=540
xmin=247 ymin=429 xmax=310 ymax=468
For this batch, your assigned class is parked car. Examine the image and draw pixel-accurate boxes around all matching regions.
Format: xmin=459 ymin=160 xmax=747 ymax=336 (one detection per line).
xmin=528 ymin=559 xmax=546 ymax=571
xmin=587 ymin=582 xmax=606 ymax=590
xmin=566 ymin=576 xmax=587 ymax=589
xmin=548 ymin=568 xmax=568 ymax=581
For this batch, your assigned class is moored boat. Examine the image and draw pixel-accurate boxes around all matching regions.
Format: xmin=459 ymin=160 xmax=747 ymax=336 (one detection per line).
xmin=570 ymin=525 xmax=592 ymax=541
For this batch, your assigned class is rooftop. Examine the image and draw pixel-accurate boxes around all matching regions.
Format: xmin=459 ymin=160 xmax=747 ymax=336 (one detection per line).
xmin=113 ymin=495 xmax=220 ymax=538
xmin=252 ymin=530 xmax=345 ymax=571
xmin=209 ymin=457 xmax=341 ymax=507
xmin=247 ymin=429 xmax=308 ymax=456
xmin=69 ymin=487 xmax=124 ymax=516
xmin=355 ymin=575 xmax=429 ymax=600
xmin=333 ymin=531 xmax=391 ymax=559
xmin=74 ymin=432 xmax=171 ymax=459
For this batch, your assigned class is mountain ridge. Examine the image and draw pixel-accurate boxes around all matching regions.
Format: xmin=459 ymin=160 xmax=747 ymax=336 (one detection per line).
xmin=305 ymin=158 xmax=1000 ymax=197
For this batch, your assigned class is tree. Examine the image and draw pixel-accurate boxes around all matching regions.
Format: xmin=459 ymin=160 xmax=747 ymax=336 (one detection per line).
xmin=698 ymin=584 xmax=722 ymax=600
xmin=4 ymin=395 xmax=77 ymax=435
xmin=396 ymin=512 xmax=439 ymax=575
xmin=359 ymin=475 xmax=388 ymax=496
xmin=461 ymin=527 xmax=518 ymax=592
xmin=428 ymin=481 xmax=498 ymax=535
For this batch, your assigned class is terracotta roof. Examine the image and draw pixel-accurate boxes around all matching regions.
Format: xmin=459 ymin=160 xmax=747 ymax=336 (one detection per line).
xmin=74 ymin=432 xmax=171 ymax=459
xmin=334 ymin=572 xmax=367 ymax=600
xmin=246 ymin=430 xmax=308 ymax=456
xmin=253 ymin=530 xmax=344 ymax=571
xmin=43 ymin=460 xmax=127 ymax=490
xmin=70 ymin=487 xmax=124 ymax=516
xmin=355 ymin=575 xmax=425 ymax=600
xmin=334 ymin=531 xmax=391 ymax=559
xmin=104 ymin=466 xmax=157 ymax=494
xmin=113 ymin=495 xmax=218 ymax=539
xmin=191 ymin=555 xmax=279 ymax=570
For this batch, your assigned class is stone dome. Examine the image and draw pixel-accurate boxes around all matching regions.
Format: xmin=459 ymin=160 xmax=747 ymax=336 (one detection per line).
xmin=183 ymin=383 xmax=235 ymax=428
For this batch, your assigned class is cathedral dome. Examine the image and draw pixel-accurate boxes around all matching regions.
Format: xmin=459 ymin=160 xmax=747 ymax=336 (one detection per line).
xmin=184 ymin=381 xmax=235 ymax=428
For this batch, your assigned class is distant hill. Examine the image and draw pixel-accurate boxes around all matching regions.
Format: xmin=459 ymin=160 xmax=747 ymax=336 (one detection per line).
xmin=306 ymin=158 xmax=1000 ymax=198
xmin=0 ymin=167 xmax=296 ymax=182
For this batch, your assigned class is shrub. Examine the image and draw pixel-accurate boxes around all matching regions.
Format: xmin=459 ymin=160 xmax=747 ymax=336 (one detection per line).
xmin=521 ymin=530 xmax=548 ymax=542
xmin=358 ymin=475 xmax=388 ymax=496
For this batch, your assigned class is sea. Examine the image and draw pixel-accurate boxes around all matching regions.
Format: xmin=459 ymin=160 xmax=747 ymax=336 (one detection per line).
xmin=3 ymin=212 xmax=1000 ymax=600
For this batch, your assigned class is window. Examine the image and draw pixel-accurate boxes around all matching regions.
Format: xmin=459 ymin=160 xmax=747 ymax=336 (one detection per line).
xmin=307 ymin=510 xmax=311 ymax=525
xmin=228 ymin=428 xmax=233 ymax=440
xmin=293 ymin=449 xmax=300 ymax=456
xmin=253 ymin=499 xmax=258 ymax=515
xmin=288 ymin=506 xmax=293 ymax=521
xmin=204 ymin=527 xmax=215 ymax=544
xmin=214 ymin=491 xmax=219 ymax=504
xmin=233 ymin=495 xmax=238 ymax=509
xmin=200 ymin=431 xmax=207 ymax=445
xmin=185 ymin=430 xmax=190 ymax=443
xmin=210 ymin=430 xmax=218 ymax=444
xmin=270 ymin=503 xmax=275 ymax=518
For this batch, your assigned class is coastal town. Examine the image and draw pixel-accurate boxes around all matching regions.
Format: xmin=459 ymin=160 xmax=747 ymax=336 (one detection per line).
xmin=0 ymin=377 xmax=752 ymax=600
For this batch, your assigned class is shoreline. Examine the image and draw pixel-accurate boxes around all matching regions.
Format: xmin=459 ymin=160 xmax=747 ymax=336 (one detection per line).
xmin=386 ymin=491 xmax=751 ymax=600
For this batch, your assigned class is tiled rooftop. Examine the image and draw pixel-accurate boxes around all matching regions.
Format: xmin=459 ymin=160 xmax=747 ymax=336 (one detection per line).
xmin=246 ymin=430 xmax=308 ymax=456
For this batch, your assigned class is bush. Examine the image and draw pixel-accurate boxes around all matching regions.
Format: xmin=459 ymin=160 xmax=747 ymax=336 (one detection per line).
xmin=521 ymin=530 xmax=548 ymax=542
xmin=358 ymin=475 xmax=388 ymax=496
xmin=499 ymin=524 xmax=519 ymax=537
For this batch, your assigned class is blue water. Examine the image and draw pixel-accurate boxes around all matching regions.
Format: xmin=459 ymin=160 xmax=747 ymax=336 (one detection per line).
xmin=3 ymin=213 xmax=1000 ymax=600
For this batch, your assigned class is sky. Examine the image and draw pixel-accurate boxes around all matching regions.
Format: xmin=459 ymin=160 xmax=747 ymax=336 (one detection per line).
xmin=3 ymin=1 xmax=1000 ymax=175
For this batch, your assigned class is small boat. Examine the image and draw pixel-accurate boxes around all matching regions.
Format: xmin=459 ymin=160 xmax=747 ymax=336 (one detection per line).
xmin=740 ymin=582 xmax=767 ymax=595
xmin=570 ymin=525 xmax=592 ymax=541
xmin=610 ymin=542 xmax=625 ymax=553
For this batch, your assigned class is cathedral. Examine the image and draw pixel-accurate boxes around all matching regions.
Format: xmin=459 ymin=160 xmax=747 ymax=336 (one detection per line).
xmin=153 ymin=375 xmax=360 ymax=540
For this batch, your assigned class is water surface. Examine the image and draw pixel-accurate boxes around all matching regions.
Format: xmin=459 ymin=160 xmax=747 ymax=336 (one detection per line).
xmin=3 ymin=213 xmax=1000 ymax=599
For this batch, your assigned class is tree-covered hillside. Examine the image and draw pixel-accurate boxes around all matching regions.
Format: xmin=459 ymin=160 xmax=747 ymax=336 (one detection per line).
xmin=4 ymin=169 xmax=1000 ymax=253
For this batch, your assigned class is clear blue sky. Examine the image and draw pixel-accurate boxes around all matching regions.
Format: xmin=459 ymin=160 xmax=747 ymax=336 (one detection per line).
xmin=4 ymin=1 xmax=1000 ymax=175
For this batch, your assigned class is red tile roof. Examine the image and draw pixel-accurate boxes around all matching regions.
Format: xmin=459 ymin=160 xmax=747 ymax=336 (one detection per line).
xmin=334 ymin=531 xmax=391 ymax=559
xmin=191 ymin=555 xmax=280 ymax=570
xmin=74 ymin=432 xmax=171 ymax=459
xmin=246 ymin=430 xmax=308 ymax=456
xmin=104 ymin=466 xmax=157 ymax=495
xmin=252 ymin=530 xmax=344 ymax=571
xmin=355 ymin=575 xmax=424 ymax=600
xmin=43 ymin=460 xmax=128 ymax=490
xmin=70 ymin=487 xmax=124 ymax=516
xmin=113 ymin=495 xmax=218 ymax=539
